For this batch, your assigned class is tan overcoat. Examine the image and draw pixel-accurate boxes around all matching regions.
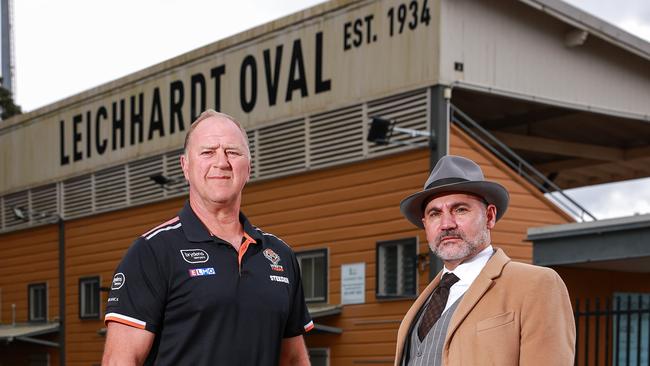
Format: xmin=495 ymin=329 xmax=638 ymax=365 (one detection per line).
xmin=394 ymin=248 xmax=575 ymax=366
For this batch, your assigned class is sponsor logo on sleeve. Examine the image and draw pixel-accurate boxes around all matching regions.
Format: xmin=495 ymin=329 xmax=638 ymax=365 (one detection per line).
xmin=107 ymin=297 xmax=119 ymax=302
xmin=188 ymin=267 xmax=216 ymax=277
xmin=269 ymin=275 xmax=290 ymax=284
xmin=264 ymin=248 xmax=284 ymax=272
xmin=180 ymin=249 xmax=210 ymax=263
xmin=111 ymin=273 xmax=125 ymax=290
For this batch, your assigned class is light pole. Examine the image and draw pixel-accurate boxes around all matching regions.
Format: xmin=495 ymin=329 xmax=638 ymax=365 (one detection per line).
xmin=13 ymin=207 xmax=65 ymax=366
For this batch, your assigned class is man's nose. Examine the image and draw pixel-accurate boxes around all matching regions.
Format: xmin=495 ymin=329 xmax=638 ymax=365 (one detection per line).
xmin=213 ymin=149 xmax=230 ymax=168
xmin=439 ymin=212 xmax=457 ymax=230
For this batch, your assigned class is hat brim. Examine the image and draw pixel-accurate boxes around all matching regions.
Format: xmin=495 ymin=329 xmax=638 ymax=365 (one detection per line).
xmin=399 ymin=181 xmax=510 ymax=229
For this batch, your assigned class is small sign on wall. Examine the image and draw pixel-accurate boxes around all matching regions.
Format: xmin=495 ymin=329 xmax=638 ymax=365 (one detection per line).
xmin=341 ymin=262 xmax=365 ymax=305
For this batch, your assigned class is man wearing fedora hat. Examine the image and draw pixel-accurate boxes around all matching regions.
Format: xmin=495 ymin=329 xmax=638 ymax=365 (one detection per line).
xmin=394 ymin=155 xmax=575 ymax=366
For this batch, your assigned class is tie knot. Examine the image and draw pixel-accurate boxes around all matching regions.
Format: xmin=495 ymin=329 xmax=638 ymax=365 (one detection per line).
xmin=439 ymin=272 xmax=460 ymax=289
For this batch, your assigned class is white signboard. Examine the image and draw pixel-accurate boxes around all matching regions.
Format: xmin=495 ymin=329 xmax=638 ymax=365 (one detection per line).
xmin=341 ymin=262 xmax=366 ymax=305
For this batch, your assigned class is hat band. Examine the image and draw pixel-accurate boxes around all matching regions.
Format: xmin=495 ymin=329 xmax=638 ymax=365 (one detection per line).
xmin=425 ymin=177 xmax=470 ymax=190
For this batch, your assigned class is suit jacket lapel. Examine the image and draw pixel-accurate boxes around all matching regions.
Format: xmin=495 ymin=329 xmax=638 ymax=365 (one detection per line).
xmin=445 ymin=248 xmax=511 ymax=345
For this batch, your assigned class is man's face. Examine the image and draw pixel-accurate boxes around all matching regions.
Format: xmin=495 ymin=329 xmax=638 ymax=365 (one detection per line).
xmin=422 ymin=193 xmax=496 ymax=263
xmin=180 ymin=117 xmax=251 ymax=208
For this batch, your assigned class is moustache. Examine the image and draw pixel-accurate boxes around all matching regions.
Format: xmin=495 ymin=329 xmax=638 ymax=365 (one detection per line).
xmin=436 ymin=229 xmax=465 ymax=243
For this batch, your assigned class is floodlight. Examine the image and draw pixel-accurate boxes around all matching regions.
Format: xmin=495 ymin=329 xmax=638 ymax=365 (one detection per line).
xmin=12 ymin=206 xmax=26 ymax=220
xmin=367 ymin=117 xmax=393 ymax=145
xmin=150 ymin=174 xmax=172 ymax=186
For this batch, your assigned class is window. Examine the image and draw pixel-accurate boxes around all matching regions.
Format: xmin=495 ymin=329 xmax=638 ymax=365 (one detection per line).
xmin=308 ymin=348 xmax=329 ymax=366
xmin=28 ymin=352 xmax=49 ymax=366
xmin=28 ymin=283 xmax=47 ymax=322
xmin=79 ymin=276 xmax=101 ymax=319
xmin=376 ymin=238 xmax=417 ymax=299
xmin=296 ymin=249 xmax=328 ymax=303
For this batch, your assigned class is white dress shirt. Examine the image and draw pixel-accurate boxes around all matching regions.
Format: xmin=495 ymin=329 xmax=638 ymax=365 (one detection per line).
xmin=441 ymin=245 xmax=493 ymax=312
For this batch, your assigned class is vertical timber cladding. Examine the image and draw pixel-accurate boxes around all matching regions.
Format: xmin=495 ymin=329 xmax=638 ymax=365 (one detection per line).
xmin=0 ymin=225 xmax=59 ymax=323
xmin=239 ymin=126 xmax=571 ymax=364
xmin=0 ymin=0 xmax=440 ymax=195
xmin=0 ymin=224 xmax=60 ymax=365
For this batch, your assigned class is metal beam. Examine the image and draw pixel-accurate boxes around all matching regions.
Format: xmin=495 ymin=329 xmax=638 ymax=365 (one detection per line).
xmin=537 ymin=145 xmax=650 ymax=173
xmin=481 ymin=108 xmax=577 ymax=130
xmin=492 ymin=132 xmax=624 ymax=161
xmin=15 ymin=336 xmax=60 ymax=348
xmin=428 ymin=85 xmax=449 ymax=279
xmin=536 ymin=158 xmax=602 ymax=173
xmin=312 ymin=323 xmax=343 ymax=334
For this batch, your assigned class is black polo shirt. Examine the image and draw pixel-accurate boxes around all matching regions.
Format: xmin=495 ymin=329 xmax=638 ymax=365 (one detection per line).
xmin=105 ymin=202 xmax=313 ymax=366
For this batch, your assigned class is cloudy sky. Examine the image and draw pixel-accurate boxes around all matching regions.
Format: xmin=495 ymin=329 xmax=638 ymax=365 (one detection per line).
xmin=7 ymin=0 xmax=650 ymax=220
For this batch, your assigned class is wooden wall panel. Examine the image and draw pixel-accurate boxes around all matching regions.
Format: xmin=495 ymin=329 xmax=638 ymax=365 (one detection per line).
xmin=555 ymin=267 xmax=650 ymax=302
xmin=450 ymin=125 xmax=572 ymax=262
xmin=1 ymin=123 xmax=571 ymax=365
xmin=0 ymin=225 xmax=60 ymax=365
xmin=63 ymin=197 xmax=185 ymax=365
xmin=0 ymin=225 xmax=59 ymax=324
xmin=245 ymin=124 xmax=571 ymax=363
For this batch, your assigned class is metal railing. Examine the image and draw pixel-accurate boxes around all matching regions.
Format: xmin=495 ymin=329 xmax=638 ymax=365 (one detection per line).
xmin=574 ymin=296 xmax=650 ymax=366
xmin=449 ymin=104 xmax=597 ymax=221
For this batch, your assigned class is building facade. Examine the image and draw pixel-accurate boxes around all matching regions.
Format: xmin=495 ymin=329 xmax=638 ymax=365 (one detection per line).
xmin=1 ymin=0 xmax=649 ymax=365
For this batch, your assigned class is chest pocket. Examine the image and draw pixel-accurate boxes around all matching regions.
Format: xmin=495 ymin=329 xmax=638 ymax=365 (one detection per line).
xmin=476 ymin=311 xmax=514 ymax=332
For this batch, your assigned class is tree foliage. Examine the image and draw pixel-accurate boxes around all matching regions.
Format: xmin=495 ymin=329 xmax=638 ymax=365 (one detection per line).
xmin=0 ymin=85 xmax=22 ymax=120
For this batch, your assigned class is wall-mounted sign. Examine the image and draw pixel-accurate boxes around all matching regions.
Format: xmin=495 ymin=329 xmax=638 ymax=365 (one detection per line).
xmin=341 ymin=262 xmax=366 ymax=305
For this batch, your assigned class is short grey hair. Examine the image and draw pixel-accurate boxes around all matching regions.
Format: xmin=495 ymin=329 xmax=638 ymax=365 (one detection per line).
xmin=183 ymin=109 xmax=250 ymax=157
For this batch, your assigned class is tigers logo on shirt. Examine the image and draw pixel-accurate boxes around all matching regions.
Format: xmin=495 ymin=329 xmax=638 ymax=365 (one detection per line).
xmin=263 ymin=248 xmax=284 ymax=272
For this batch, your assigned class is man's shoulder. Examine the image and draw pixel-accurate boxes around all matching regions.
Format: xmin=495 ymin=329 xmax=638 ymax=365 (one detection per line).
xmin=250 ymin=226 xmax=295 ymax=254
xmin=140 ymin=216 xmax=183 ymax=243
xmin=500 ymin=258 xmax=560 ymax=283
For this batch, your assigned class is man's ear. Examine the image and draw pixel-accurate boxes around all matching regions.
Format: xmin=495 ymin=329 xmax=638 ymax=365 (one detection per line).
xmin=180 ymin=154 xmax=190 ymax=181
xmin=486 ymin=204 xmax=497 ymax=229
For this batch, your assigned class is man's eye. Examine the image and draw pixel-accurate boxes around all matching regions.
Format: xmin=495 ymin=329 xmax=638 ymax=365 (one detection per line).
xmin=226 ymin=150 xmax=241 ymax=156
xmin=201 ymin=151 xmax=213 ymax=156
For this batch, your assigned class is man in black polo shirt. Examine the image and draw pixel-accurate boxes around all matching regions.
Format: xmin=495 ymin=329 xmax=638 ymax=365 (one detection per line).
xmin=102 ymin=110 xmax=312 ymax=366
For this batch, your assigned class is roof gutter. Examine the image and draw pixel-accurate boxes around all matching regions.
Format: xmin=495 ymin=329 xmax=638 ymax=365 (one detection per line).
xmin=519 ymin=0 xmax=650 ymax=62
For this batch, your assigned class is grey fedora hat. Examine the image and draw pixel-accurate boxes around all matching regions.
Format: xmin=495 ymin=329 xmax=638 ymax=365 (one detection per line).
xmin=400 ymin=155 xmax=509 ymax=228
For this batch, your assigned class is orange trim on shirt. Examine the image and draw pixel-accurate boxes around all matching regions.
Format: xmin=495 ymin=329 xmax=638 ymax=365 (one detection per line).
xmin=105 ymin=315 xmax=146 ymax=330
xmin=238 ymin=233 xmax=257 ymax=267
xmin=142 ymin=216 xmax=180 ymax=237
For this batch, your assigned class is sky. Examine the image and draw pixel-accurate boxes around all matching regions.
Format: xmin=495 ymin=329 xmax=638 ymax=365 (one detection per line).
xmin=7 ymin=0 xmax=650 ymax=221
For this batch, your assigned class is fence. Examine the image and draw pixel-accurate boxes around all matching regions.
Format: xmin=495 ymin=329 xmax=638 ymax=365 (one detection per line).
xmin=575 ymin=294 xmax=650 ymax=366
